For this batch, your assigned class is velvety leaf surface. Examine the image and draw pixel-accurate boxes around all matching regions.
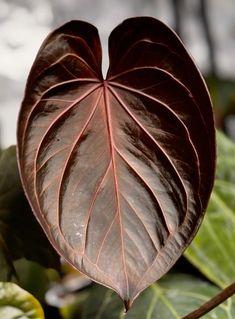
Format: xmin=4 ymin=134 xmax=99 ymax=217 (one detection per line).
xmin=0 ymin=282 xmax=45 ymax=319
xmin=0 ymin=146 xmax=60 ymax=278
xmin=17 ymin=17 xmax=215 ymax=306
xmin=81 ymin=274 xmax=235 ymax=319
xmin=185 ymin=131 xmax=235 ymax=287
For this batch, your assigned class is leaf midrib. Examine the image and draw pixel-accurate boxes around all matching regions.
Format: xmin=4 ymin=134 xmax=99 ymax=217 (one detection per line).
xmin=103 ymin=81 xmax=129 ymax=299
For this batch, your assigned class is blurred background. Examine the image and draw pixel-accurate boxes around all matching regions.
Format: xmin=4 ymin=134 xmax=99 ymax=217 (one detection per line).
xmin=0 ymin=0 xmax=235 ymax=148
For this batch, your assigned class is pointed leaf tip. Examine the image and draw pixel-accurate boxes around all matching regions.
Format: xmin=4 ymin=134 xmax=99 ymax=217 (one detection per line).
xmin=124 ymin=299 xmax=131 ymax=312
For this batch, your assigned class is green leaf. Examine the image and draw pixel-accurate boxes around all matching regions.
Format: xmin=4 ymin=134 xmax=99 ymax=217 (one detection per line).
xmin=12 ymin=258 xmax=55 ymax=303
xmin=0 ymin=146 xmax=60 ymax=279
xmin=206 ymin=76 xmax=235 ymax=117
xmin=81 ymin=274 xmax=235 ymax=319
xmin=185 ymin=131 xmax=235 ymax=288
xmin=0 ymin=281 xmax=45 ymax=319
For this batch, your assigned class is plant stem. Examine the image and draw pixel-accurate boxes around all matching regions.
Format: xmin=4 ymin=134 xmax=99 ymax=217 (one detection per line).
xmin=199 ymin=0 xmax=217 ymax=77
xmin=182 ymin=282 xmax=235 ymax=319
xmin=170 ymin=0 xmax=182 ymax=37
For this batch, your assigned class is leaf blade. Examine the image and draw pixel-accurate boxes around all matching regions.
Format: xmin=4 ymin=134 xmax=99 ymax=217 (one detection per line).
xmin=0 ymin=147 xmax=60 ymax=277
xmin=185 ymin=131 xmax=235 ymax=287
xmin=81 ymin=274 xmax=235 ymax=319
xmin=17 ymin=17 xmax=215 ymax=306
xmin=0 ymin=282 xmax=45 ymax=319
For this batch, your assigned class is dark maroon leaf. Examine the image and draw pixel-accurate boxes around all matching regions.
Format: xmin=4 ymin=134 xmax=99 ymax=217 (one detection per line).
xmin=17 ymin=17 xmax=215 ymax=309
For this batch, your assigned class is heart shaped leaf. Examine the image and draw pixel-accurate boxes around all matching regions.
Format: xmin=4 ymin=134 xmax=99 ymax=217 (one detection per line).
xmin=17 ymin=17 xmax=215 ymax=308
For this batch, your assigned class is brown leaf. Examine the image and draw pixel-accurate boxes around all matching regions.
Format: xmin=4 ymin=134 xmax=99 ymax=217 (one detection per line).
xmin=17 ymin=17 xmax=215 ymax=308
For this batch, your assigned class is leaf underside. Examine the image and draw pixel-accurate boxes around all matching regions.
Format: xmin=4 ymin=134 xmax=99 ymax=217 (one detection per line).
xmin=17 ymin=17 xmax=215 ymax=307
